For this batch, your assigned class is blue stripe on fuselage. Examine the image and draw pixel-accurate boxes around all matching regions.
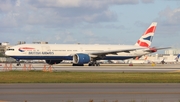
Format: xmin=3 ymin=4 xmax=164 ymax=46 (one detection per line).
xmin=10 ymin=56 xmax=136 ymax=60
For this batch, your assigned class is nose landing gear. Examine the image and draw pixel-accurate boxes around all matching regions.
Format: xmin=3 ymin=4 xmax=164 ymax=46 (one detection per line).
xmin=16 ymin=59 xmax=21 ymax=66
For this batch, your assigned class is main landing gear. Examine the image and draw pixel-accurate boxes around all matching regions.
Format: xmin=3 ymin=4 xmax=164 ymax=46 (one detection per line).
xmin=72 ymin=61 xmax=100 ymax=66
xmin=88 ymin=61 xmax=100 ymax=66
xmin=72 ymin=64 xmax=84 ymax=66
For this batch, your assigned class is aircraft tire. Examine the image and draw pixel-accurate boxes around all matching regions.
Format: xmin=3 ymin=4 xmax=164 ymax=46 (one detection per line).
xmin=96 ymin=63 xmax=100 ymax=66
xmin=72 ymin=64 xmax=84 ymax=66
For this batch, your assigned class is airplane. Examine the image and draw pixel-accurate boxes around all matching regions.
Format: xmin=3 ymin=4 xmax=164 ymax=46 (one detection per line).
xmin=163 ymin=54 xmax=180 ymax=64
xmin=142 ymin=54 xmax=180 ymax=64
xmin=149 ymin=58 xmax=177 ymax=64
xmin=5 ymin=22 xmax=170 ymax=66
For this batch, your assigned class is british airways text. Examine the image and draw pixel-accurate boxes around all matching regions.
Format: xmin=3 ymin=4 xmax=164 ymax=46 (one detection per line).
xmin=29 ymin=52 xmax=54 ymax=55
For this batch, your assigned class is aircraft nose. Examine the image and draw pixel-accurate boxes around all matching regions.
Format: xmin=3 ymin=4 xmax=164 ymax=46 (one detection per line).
xmin=5 ymin=51 xmax=10 ymax=56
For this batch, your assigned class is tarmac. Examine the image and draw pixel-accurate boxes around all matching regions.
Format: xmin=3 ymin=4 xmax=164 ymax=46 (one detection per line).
xmin=0 ymin=83 xmax=180 ymax=102
xmin=0 ymin=63 xmax=180 ymax=102
xmin=1 ymin=63 xmax=180 ymax=72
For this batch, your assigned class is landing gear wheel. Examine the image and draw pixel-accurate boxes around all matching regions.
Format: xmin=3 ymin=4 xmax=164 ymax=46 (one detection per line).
xmin=96 ymin=63 xmax=100 ymax=66
xmin=17 ymin=63 xmax=21 ymax=66
xmin=72 ymin=64 xmax=84 ymax=66
xmin=88 ymin=61 xmax=100 ymax=66
xmin=88 ymin=63 xmax=92 ymax=66
xmin=16 ymin=59 xmax=21 ymax=66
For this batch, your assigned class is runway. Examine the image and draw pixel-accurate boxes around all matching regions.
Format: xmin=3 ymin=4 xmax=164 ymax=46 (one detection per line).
xmin=0 ymin=63 xmax=180 ymax=102
xmin=1 ymin=63 xmax=180 ymax=72
xmin=0 ymin=83 xmax=180 ymax=102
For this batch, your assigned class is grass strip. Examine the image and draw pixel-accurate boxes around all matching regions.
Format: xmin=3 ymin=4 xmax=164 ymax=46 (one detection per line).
xmin=0 ymin=71 xmax=180 ymax=83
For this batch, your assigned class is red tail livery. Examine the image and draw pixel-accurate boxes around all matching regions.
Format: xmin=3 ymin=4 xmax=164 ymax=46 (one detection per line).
xmin=135 ymin=22 xmax=157 ymax=47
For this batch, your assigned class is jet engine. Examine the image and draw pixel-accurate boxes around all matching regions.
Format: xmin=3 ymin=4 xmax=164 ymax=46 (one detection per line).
xmin=45 ymin=60 xmax=62 ymax=65
xmin=73 ymin=53 xmax=90 ymax=65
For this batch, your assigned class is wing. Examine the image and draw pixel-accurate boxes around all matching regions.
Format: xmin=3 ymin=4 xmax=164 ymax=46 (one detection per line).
xmin=89 ymin=48 xmax=144 ymax=56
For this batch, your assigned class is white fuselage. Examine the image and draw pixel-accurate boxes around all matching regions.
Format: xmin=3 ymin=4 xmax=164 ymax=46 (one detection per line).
xmin=5 ymin=44 xmax=150 ymax=61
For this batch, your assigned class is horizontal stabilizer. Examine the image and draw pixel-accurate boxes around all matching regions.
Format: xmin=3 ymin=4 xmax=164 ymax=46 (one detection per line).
xmin=144 ymin=47 xmax=171 ymax=52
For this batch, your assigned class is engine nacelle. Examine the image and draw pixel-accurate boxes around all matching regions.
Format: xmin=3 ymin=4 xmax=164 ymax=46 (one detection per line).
xmin=73 ymin=53 xmax=90 ymax=64
xmin=46 ymin=60 xmax=62 ymax=65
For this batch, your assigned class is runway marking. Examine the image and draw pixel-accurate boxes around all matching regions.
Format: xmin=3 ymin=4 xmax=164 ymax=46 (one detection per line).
xmin=0 ymin=92 xmax=180 ymax=95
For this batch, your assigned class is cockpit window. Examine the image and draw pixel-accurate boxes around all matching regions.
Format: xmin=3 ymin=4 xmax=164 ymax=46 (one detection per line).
xmin=7 ymin=49 xmax=14 ymax=51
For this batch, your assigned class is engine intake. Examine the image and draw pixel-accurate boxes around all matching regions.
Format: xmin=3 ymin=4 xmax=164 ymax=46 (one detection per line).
xmin=73 ymin=53 xmax=90 ymax=64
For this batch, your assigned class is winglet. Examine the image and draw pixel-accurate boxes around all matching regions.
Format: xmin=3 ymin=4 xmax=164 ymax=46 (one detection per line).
xmin=135 ymin=22 xmax=157 ymax=47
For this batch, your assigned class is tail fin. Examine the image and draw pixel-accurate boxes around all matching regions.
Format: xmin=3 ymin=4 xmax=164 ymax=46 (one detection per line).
xmin=135 ymin=22 xmax=157 ymax=47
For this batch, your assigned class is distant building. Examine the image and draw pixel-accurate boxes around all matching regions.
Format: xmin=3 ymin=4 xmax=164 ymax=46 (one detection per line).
xmin=0 ymin=46 xmax=5 ymax=53
xmin=0 ymin=42 xmax=11 ymax=55
xmin=0 ymin=42 xmax=9 ymax=46
xmin=33 ymin=41 xmax=48 ymax=44
xmin=17 ymin=41 xmax=48 ymax=44
xmin=164 ymin=48 xmax=180 ymax=55
xmin=17 ymin=41 xmax=26 ymax=45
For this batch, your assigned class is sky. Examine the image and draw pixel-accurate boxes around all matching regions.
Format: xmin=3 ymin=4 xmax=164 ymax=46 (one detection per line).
xmin=0 ymin=0 xmax=180 ymax=48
